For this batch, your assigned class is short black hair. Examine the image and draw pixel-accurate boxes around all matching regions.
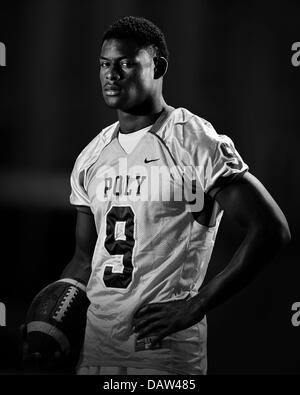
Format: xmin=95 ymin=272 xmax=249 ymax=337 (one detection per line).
xmin=102 ymin=16 xmax=169 ymax=61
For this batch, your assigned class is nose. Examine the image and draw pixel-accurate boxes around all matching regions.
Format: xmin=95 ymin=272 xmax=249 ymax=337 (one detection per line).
xmin=105 ymin=65 xmax=121 ymax=81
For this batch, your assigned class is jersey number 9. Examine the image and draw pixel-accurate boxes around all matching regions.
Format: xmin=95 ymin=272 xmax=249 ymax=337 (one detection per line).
xmin=104 ymin=205 xmax=135 ymax=288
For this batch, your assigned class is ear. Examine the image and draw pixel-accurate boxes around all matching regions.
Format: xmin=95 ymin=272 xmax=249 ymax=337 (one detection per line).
xmin=153 ymin=57 xmax=168 ymax=79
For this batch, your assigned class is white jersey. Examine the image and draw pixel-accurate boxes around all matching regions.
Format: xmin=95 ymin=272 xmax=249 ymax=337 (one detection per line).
xmin=70 ymin=106 xmax=248 ymax=374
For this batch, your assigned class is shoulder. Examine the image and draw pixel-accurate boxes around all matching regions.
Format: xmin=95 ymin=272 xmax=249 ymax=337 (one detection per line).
xmin=72 ymin=121 xmax=118 ymax=172
xmin=161 ymin=107 xmax=221 ymax=154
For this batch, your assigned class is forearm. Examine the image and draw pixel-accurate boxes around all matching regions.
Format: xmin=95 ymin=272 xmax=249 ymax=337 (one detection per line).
xmin=188 ymin=223 xmax=290 ymax=320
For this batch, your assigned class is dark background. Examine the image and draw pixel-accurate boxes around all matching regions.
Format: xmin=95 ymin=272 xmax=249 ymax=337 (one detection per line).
xmin=0 ymin=0 xmax=299 ymax=374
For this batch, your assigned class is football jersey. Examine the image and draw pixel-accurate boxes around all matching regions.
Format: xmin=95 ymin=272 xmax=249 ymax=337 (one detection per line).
xmin=70 ymin=106 xmax=248 ymax=375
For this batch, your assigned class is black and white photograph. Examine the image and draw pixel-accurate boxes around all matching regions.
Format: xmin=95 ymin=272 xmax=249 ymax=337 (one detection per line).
xmin=0 ymin=0 xmax=298 ymax=381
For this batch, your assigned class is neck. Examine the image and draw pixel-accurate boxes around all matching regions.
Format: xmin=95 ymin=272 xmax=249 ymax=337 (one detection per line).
xmin=117 ymin=96 xmax=167 ymax=133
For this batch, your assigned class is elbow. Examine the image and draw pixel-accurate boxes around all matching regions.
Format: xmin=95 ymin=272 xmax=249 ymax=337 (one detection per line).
xmin=276 ymin=222 xmax=291 ymax=248
xmin=258 ymin=219 xmax=291 ymax=250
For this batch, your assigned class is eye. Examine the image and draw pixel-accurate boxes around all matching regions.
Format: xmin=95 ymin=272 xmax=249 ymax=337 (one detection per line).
xmin=100 ymin=60 xmax=110 ymax=68
xmin=120 ymin=60 xmax=132 ymax=68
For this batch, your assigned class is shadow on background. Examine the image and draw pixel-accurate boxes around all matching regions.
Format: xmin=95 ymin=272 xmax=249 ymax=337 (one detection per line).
xmin=0 ymin=0 xmax=299 ymax=374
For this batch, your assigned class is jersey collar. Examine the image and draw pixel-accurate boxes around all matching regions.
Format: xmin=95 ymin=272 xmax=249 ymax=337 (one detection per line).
xmin=110 ymin=105 xmax=175 ymax=142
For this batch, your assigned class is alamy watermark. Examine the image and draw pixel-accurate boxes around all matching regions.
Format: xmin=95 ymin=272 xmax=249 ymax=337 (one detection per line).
xmin=93 ymin=158 xmax=205 ymax=212
xmin=0 ymin=42 xmax=6 ymax=66
xmin=291 ymin=302 xmax=300 ymax=327
xmin=291 ymin=42 xmax=300 ymax=67
xmin=0 ymin=302 xmax=6 ymax=326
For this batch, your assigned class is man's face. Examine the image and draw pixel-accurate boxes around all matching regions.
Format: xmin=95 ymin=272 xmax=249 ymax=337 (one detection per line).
xmin=100 ymin=38 xmax=156 ymax=112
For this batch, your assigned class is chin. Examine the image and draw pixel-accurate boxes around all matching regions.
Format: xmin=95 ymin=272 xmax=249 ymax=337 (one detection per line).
xmin=104 ymin=100 xmax=134 ymax=112
xmin=105 ymin=102 xmax=120 ymax=109
xmin=103 ymin=97 xmax=122 ymax=109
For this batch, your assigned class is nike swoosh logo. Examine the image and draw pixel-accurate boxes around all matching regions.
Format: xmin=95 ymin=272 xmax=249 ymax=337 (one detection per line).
xmin=144 ymin=158 xmax=160 ymax=163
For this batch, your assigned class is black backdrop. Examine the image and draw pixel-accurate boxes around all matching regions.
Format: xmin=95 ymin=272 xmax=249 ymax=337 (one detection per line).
xmin=0 ymin=0 xmax=299 ymax=374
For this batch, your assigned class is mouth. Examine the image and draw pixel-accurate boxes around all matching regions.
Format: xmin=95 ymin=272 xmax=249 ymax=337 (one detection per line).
xmin=104 ymin=85 xmax=122 ymax=96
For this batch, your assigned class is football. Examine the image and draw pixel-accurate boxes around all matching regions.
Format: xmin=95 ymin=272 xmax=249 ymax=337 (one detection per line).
xmin=25 ymin=278 xmax=90 ymax=368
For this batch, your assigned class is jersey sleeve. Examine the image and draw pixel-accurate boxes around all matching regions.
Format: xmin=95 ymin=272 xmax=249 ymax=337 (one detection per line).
xmin=69 ymin=122 xmax=118 ymax=208
xmin=70 ymin=155 xmax=91 ymax=207
xmin=193 ymin=119 xmax=249 ymax=198
xmin=69 ymin=134 xmax=101 ymax=207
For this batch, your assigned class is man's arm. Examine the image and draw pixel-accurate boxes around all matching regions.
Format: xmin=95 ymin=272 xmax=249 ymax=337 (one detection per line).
xmin=21 ymin=206 xmax=97 ymax=369
xmin=60 ymin=206 xmax=97 ymax=286
xmin=192 ymin=172 xmax=291 ymax=314
xmin=133 ymin=172 xmax=291 ymax=345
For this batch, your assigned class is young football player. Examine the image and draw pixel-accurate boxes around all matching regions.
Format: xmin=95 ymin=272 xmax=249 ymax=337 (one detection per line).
xmin=26 ymin=16 xmax=291 ymax=375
